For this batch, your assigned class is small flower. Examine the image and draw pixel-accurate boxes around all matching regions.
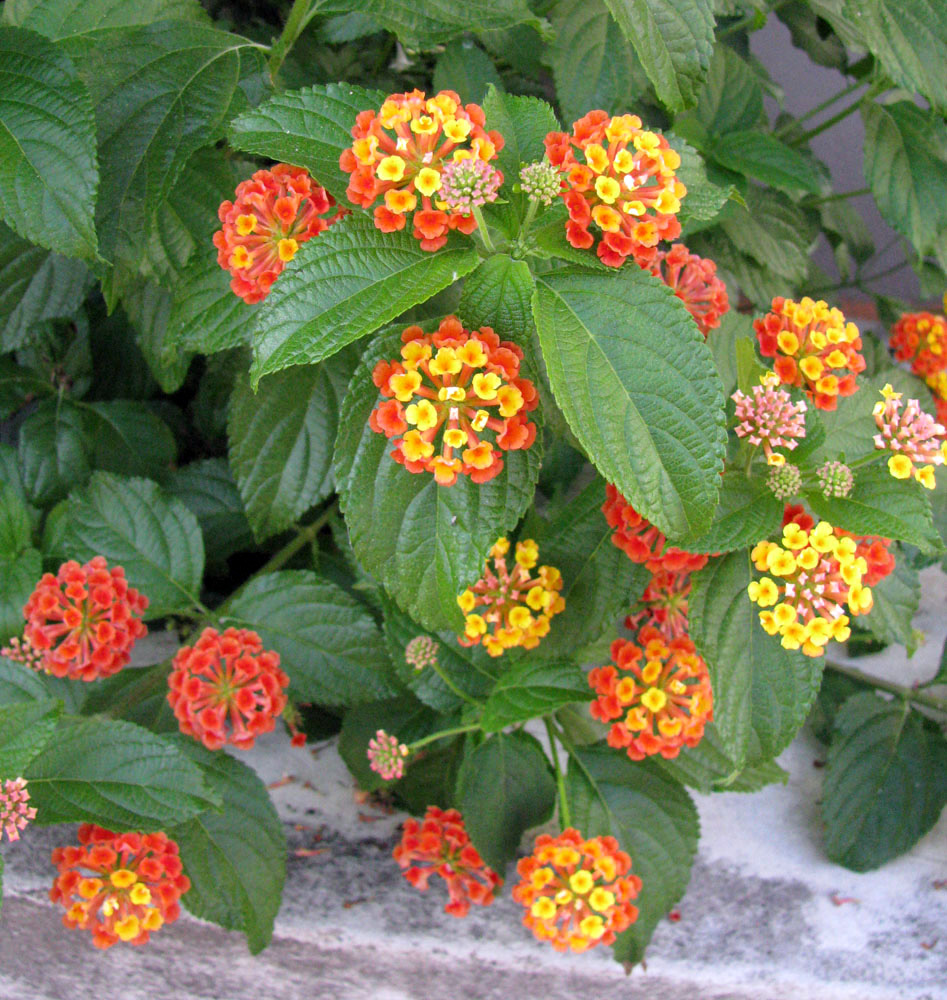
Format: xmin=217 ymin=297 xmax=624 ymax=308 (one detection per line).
xmin=889 ymin=312 xmax=947 ymax=379
xmin=602 ymin=484 xmax=710 ymax=573
xmin=393 ymin=806 xmax=502 ymax=917
xmin=21 ymin=556 xmax=148 ymax=681
xmin=456 ymin=538 xmax=564 ymax=657
xmin=518 ymin=159 xmax=561 ymax=205
xmin=369 ymin=316 xmax=539 ymax=486
xmin=732 ymin=372 xmax=808 ymax=466
xmin=872 ymin=384 xmax=947 ymax=489
xmin=213 ymin=164 xmax=344 ymax=304
xmin=767 ymin=463 xmax=803 ymax=501
xmin=1 ymin=778 xmax=36 ymax=842
xmin=544 ymin=110 xmax=686 ymax=268
xmin=405 ymin=635 xmax=439 ymax=671
xmin=650 ymin=244 xmax=729 ymax=337
xmin=367 ymin=729 xmax=409 ymax=780
xmin=167 ymin=627 xmax=290 ymax=751
xmin=50 ymin=825 xmax=190 ymax=949
xmin=847 ymin=533 xmax=896 ymax=588
xmin=624 ymin=568 xmax=691 ymax=640
xmin=816 ymin=460 xmax=854 ymax=499
xmin=438 ymin=157 xmax=502 ymax=215
xmin=589 ymin=625 xmax=713 ymax=761
xmin=0 ymin=635 xmax=46 ymax=671
xmin=512 ymin=828 xmax=641 ymax=952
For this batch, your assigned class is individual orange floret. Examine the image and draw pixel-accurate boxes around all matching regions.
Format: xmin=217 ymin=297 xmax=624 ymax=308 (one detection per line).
xmin=512 ymin=828 xmax=641 ymax=953
xmin=339 ymin=89 xmax=504 ymax=251
xmin=456 ymin=537 xmax=564 ymax=657
xmin=20 ymin=556 xmax=148 ymax=681
xmin=754 ymin=296 xmax=865 ymax=410
xmin=50 ymin=825 xmax=190 ymax=949
xmin=544 ymin=110 xmax=686 ymax=268
xmin=213 ymin=164 xmax=345 ymax=303
xmin=588 ymin=625 xmax=713 ymax=761
xmin=650 ymin=244 xmax=728 ymax=337
xmin=393 ymin=806 xmax=502 ymax=917
xmin=602 ymin=484 xmax=709 ymax=573
xmin=889 ymin=312 xmax=947 ymax=379
xmin=167 ymin=627 xmax=290 ymax=751
xmin=368 ymin=316 xmax=538 ymax=486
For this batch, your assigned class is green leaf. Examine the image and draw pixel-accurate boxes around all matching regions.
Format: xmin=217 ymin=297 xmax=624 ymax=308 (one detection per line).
xmin=532 ymin=267 xmax=726 ymax=539
xmin=0 ymin=482 xmax=32 ymax=559
xmin=480 ymin=660 xmax=591 ymax=732
xmin=229 ymin=348 xmax=359 ymax=540
xmin=565 ymin=743 xmax=698 ymax=964
xmin=481 ymin=87 xmax=559 ymax=192
xmin=169 ymin=741 xmax=285 ymax=954
xmin=711 ymin=130 xmax=822 ymax=195
xmin=86 ymin=400 xmax=177 ymax=481
xmin=17 ymin=400 xmax=92 ymax=506
xmin=823 ymin=692 xmax=947 ymax=871
xmin=118 ymin=277 xmax=191 ymax=394
xmin=0 ymin=656 xmax=49 ymax=705
xmin=689 ymin=550 xmax=823 ymax=767
xmin=721 ymin=187 xmax=813 ymax=284
xmin=602 ymin=0 xmax=715 ymax=113
xmin=457 ymin=254 xmax=535 ymax=345
xmin=860 ymin=554 xmax=921 ymax=651
xmin=687 ymin=43 xmax=765 ymax=137
xmin=706 ymin=310 xmax=752 ymax=399
xmin=3 ymin=0 xmax=208 ymax=37
xmin=25 ymin=715 xmax=221 ymax=827
xmin=333 ymin=326 xmax=542 ymax=629
xmin=433 ymin=39 xmax=502 ymax=104
xmin=50 ymin=472 xmax=205 ymax=619
xmin=250 ymin=214 xmax=479 ymax=384
xmin=0 ymin=698 xmax=61 ymax=776
xmin=0 ymin=548 xmax=40 ymax=644
xmin=0 ymin=26 xmax=98 ymax=259
xmin=678 ymin=469 xmax=783 ymax=554
xmin=456 ymin=730 xmax=555 ymax=872
xmin=673 ymin=138 xmax=734 ymax=233
xmin=225 ymin=570 xmax=396 ymax=706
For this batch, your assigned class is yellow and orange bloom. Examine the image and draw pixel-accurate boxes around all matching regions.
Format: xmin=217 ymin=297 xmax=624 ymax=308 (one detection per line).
xmin=889 ymin=311 xmax=947 ymax=380
xmin=512 ymin=829 xmax=641 ymax=953
xmin=650 ymin=244 xmax=728 ymax=337
xmin=872 ymin=384 xmax=947 ymax=490
xmin=544 ymin=110 xmax=686 ymax=268
xmin=456 ymin=538 xmax=564 ymax=657
xmin=588 ymin=625 xmax=713 ymax=761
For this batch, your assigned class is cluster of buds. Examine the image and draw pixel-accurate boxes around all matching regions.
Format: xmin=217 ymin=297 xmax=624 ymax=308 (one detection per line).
xmin=50 ymin=825 xmax=190 ymax=949
xmin=340 ymin=89 xmax=504 ymax=250
xmin=167 ymin=627 xmax=290 ymax=751
xmin=393 ymin=806 xmax=501 ymax=917
xmin=650 ymin=244 xmax=729 ymax=337
xmin=1 ymin=778 xmax=36 ymax=842
xmin=872 ymin=384 xmax=947 ymax=489
xmin=889 ymin=311 xmax=947 ymax=379
xmin=544 ymin=110 xmax=685 ymax=268
xmin=767 ymin=463 xmax=803 ymax=500
xmin=732 ymin=372 xmax=808 ymax=466
xmin=749 ymin=519 xmax=873 ymax=657
xmin=518 ymin=159 xmax=561 ymax=205
xmin=625 ymin=568 xmax=691 ymax=640
xmin=367 ymin=729 xmax=409 ymax=781
xmin=213 ymin=164 xmax=343 ymax=304
xmin=816 ymin=460 xmax=854 ymax=499
xmin=369 ymin=316 xmax=538 ymax=487
xmin=588 ymin=625 xmax=713 ymax=760
xmin=457 ymin=538 xmax=564 ymax=657
xmin=512 ymin=829 xmax=641 ymax=952
xmin=437 ymin=156 xmax=501 ymax=215
xmin=0 ymin=634 xmax=45 ymax=671
xmin=755 ymin=296 xmax=865 ymax=410
xmin=404 ymin=635 xmax=439 ymax=671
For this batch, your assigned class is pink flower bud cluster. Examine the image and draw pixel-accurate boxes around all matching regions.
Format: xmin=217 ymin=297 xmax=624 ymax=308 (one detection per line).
xmin=732 ymin=374 xmax=807 ymax=466
xmin=438 ymin=157 xmax=502 ymax=215
xmin=872 ymin=384 xmax=947 ymax=489
xmin=1 ymin=778 xmax=36 ymax=842
xmin=367 ymin=729 xmax=409 ymax=780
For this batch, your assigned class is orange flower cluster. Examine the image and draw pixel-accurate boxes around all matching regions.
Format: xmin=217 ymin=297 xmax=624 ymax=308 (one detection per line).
xmin=167 ymin=627 xmax=290 ymax=751
xmin=393 ymin=806 xmax=501 ymax=917
xmin=20 ymin=557 xmax=148 ymax=681
xmin=625 ymin=568 xmax=692 ymax=640
xmin=457 ymin=537 xmax=564 ymax=657
xmin=589 ymin=626 xmax=713 ymax=761
xmin=213 ymin=164 xmax=343 ymax=304
xmin=651 ymin=244 xmax=729 ymax=337
xmin=50 ymin=825 xmax=190 ymax=949
xmin=889 ymin=311 xmax=947 ymax=380
xmin=544 ymin=110 xmax=685 ymax=268
xmin=340 ymin=89 xmax=504 ymax=250
xmin=754 ymin=296 xmax=865 ymax=410
xmin=850 ymin=534 xmax=895 ymax=588
xmin=512 ymin=829 xmax=641 ymax=952
xmin=369 ymin=316 xmax=538 ymax=486
xmin=602 ymin=484 xmax=709 ymax=573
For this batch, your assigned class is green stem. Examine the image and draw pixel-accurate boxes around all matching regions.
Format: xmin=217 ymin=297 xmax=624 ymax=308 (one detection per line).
xmin=806 ymin=187 xmax=870 ymax=207
xmin=775 ymin=80 xmax=866 ymax=139
xmin=790 ymin=97 xmax=864 ymax=146
xmin=428 ymin=659 xmax=483 ymax=707
xmin=825 ymin=660 xmax=947 ymax=713
xmin=407 ymin=723 xmax=480 ymax=753
xmin=717 ymin=0 xmax=793 ymax=38
xmin=545 ymin=718 xmax=571 ymax=828
xmin=517 ymin=198 xmax=540 ymax=247
xmin=471 ymin=205 xmax=496 ymax=253
xmin=267 ymin=0 xmax=317 ymax=83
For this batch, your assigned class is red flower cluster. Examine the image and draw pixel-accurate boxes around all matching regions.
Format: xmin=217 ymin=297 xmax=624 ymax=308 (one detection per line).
xmin=340 ymin=89 xmax=503 ymax=250
xmin=651 ymin=244 xmax=729 ymax=337
xmin=851 ymin=535 xmax=896 ymax=588
xmin=50 ymin=825 xmax=190 ymax=949
xmin=214 ymin=164 xmax=343 ymax=304
xmin=393 ymin=806 xmax=501 ymax=917
xmin=625 ymin=568 xmax=692 ymax=640
xmin=889 ymin=312 xmax=947 ymax=379
xmin=21 ymin=557 xmax=148 ymax=681
xmin=167 ymin=627 xmax=290 ymax=751
xmin=545 ymin=110 xmax=685 ymax=268
xmin=369 ymin=316 xmax=538 ymax=486
xmin=602 ymin=484 xmax=709 ymax=573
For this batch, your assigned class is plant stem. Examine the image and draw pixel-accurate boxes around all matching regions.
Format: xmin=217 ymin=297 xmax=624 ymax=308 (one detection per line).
xmin=428 ymin=659 xmax=483 ymax=707
xmin=471 ymin=206 xmax=496 ymax=253
xmin=407 ymin=723 xmax=480 ymax=753
xmin=544 ymin=718 xmax=572 ymax=828
xmin=268 ymin=0 xmax=316 ymax=82
xmin=806 ymin=187 xmax=870 ymax=207
xmin=776 ymin=80 xmax=866 ymax=138
xmin=791 ymin=97 xmax=864 ymax=147
xmin=517 ymin=198 xmax=540 ymax=247
xmin=825 ymin=659 xmax=947 ymax=713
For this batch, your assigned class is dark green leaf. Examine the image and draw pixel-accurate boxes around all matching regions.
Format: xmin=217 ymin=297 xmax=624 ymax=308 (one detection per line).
xmin=0 ymin=656 xmax=49 ymax=705
xmin=674 ymin=138 xmax=734 ymax=233
xmin=678 ymin=469 xmax=783 ymax=554
xmin=707 ymin=310 xmax=752 ymax=398
xmin=433 ymin=39 xmax=502 ymax=104
xmin=118 ymin=277 xmax=192 ymax=394
xmin=0 ymin=548 xmax=41 ymax=645
xmin=721 ymin=187 xmax=813 ymax=284
xmin=2 ymin=0 xmax=208 ymax=37
xmin=458 ymin=254 xmax=535 ymax=345
xmin=687 ymin=43 xmax=764 ymax=137
xmin=711 ymin=130 xmax=822 ymax=195
xmin=481 ymin=87 xmax=559 ymax=191
xmin=0 ymin=698 xmax=61 ymax=776
xmin=0 ymin=483 xmax=32 ymax=559
xmin=17 ymin=400 xmax=92 ymax=506
xmin=86 ymin=400 xmax=177 ymax=481
xmin=480 ymin=660 xmax=591 ymax=732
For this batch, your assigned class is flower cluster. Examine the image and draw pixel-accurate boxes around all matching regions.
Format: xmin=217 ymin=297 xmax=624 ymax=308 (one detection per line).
xmin=340 ymin=89 xmax=504 ymax=250
xmin=369 ymin=316 xmax=538 ymax=486
xmin=213 ymin=164 xmax=343 ymax=304
xmin=21 ymin=557 xmax=148 ymax=681
xmin=512 ymin=829 xmax=641 ymax=952
xmin=405 ymin=635 xmax=439 ymax=671
xmin=816 ymin=460 xmax=854 ymax=499
xmin=889 ymin=311 xmax=947 ymax=379
xmin=926 ymin=371 xmax=947 ymax=426
xmin=519 ymin=159 xmax=561 ymax=205
xmin=732 ymin=372 xmax=808 ymax=466
xmin=755 ymin=297 xmax=865 ymax=410
xmin=767 ymin=463 xmax=802 ymax=500
xmin=848 ymin=533 xmax=896 ymax=588
xmin=438 ymin=156 xmax=502 ymax=215
xmin=749 ymin=520 xmax=873 ymax=657
xmin=457 ymin=538 xmax=564 ymax=657
xmin=50 ymin=825 xmax=190 ymax=949
xmin=650 ymin=244 xmax=729 ymax=337
xmin=367 ymin=729 xmax=409 ymax=781
xmin=167 ymin=627 xmax=290 ymax=751
xmin=0 ymin=634 xmax=45 ymax=671
xmin=393 ymin=806 xmax=501 ymax=917
xmin=1 ymin=778 xmax=36 ymax=842
xmin=544 ymin=110 xmax=685 ymax=268
xmin=602 ymin=485 xmax=709 ymax=573
xmin=872 ymin=384 xmax=947 ymax=489
xmin=589 ymin=625 xmax=713 ymax=760
xmin=625 ymin=568 xmax=691 ymax=640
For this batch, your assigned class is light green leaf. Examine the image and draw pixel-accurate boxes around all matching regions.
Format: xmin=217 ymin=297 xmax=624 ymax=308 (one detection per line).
xmin=707 ymin=310 xmax=753 ymax=398
xmin=481 ymin=87 xmax=559 ymax=190
xmin=458 ymin=254 xmax=536 ymax=345
xmin=3 ymin=0 xmax=208 ymax=36
xmin=687 ymin=44 xmax=765 ymax=137
xmin=0 ymin=698 xmax=62 ymax=776
xmin=18 ymin=400 xmax=92 ymax=506
xmin=433 ymin=38 xmax=502 ymax=104
xmin=673 ymin=137 xmax=734 ymax=233
xmin=678 ymin=469 xmax=783 ymax=554
xmin=721 ymin=187 xmax=813 ymax=283
xmin=480 ymin=660 xmax=591 ymax=733
xmin=711 ymin=130 xmax=822 ymax=194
